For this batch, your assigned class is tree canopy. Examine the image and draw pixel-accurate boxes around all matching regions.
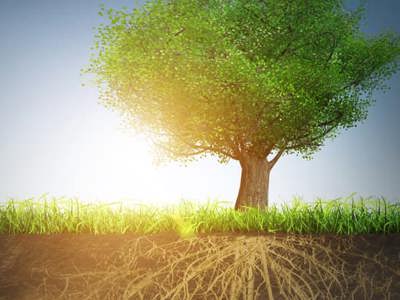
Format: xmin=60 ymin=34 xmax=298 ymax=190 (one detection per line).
xmin=87 ymin=0 xmax=400 ymax=166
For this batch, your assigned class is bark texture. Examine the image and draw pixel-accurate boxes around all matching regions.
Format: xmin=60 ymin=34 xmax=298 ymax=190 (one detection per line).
xmin=234 ymin=155 xmax=270 ymax=210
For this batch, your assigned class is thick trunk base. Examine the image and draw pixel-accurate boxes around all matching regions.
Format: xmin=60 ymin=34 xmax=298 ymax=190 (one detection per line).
xmin=234 ymin=156 xmax=270 ymax=210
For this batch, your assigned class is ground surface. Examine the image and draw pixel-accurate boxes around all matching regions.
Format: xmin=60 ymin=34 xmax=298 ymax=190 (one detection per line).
xmin=0 ymin=233 xmax=399 ymax=299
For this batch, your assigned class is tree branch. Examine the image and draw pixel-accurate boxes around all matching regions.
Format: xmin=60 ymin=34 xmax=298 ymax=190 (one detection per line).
xmin=263 ymin=143 xmax=275 ymax=158
xmin=173 ymin=27 xmax=185 ymax=36
xmin=275 ymin=25 xmax=294 ymax=61
xmin=163 ymin=127 xmax=240 ymax=160
xmin=290 ymin=110 xmax=343 ymax=142
xmin=284 ymin=123 xmax=338 ymax=150
xmin=157 ymin=142 xmax=208 ymax=157
xmin=268 ymin=147 xmax=285 ymax=169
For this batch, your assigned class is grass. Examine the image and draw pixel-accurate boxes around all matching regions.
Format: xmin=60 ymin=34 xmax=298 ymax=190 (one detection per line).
xmin=1 ymin=195 xmax=399 ymax=235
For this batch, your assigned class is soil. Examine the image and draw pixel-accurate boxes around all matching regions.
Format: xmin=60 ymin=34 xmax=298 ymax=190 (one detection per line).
xmin=0 ymin=233 xmax=399 ymax=299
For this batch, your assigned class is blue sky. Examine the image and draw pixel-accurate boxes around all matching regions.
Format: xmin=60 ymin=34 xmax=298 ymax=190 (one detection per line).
xmin=0 ymin=0 xmax=399 ymax=206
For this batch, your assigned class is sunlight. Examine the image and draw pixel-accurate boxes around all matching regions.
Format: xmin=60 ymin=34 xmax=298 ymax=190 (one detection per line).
xmin=70 ymin=120 xmax=237 ymax=208
xmin=76 ymin=131 xmax=180 ymax=206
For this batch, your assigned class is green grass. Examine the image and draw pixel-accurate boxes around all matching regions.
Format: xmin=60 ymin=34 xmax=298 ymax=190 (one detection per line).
xmin=0 ymin=196 xmax=399 ymax=235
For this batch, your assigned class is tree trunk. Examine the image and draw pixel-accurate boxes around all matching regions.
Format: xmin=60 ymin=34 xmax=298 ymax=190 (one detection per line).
xmin=234 ymin=155 xmax=270 ymax=210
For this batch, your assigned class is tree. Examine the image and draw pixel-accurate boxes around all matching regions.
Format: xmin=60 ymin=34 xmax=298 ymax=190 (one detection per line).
xmin=86 ymin=0 xmax=400 ymax=210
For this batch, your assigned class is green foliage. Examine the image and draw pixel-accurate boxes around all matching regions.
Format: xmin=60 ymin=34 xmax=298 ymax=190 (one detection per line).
xmin=85 ymin=0 xmax=400 ymax=162
xmin=1 ymin=196 xmax=399 ymax=235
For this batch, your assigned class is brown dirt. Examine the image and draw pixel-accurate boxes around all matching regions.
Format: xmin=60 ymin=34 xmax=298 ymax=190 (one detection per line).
xmin=0 ymin=233 xmax=399 ymax=299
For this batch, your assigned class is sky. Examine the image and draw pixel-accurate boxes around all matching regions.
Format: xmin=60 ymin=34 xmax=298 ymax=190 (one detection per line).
xmin=0 ymin=0 xmax=399 ymax=207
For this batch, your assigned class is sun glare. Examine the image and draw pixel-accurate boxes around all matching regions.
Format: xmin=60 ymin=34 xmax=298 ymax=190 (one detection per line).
xmin=74 ymin=129 xmax=183 ymax=207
